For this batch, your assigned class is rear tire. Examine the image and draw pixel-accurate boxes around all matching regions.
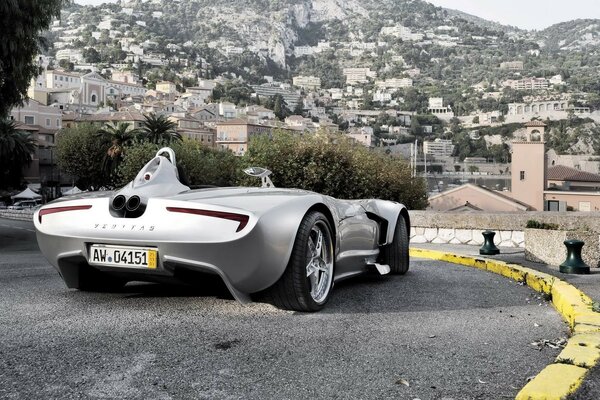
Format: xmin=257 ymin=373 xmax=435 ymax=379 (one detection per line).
xmin=266 ymin=211 xmax=334 ymax=312
xmin=380 ymin=215 xmax=409 ymax=275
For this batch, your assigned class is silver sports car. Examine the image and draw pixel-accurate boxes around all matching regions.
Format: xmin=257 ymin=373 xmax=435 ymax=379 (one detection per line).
xmin=34 ymin=148 xmax=410 ymax=311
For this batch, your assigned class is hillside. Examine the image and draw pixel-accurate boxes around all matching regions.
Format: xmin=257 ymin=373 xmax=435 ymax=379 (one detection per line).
xmin=45 ymin=0 xmax=600 ymax=111
xmin=536 ymin=19 xmax=600 ymax=51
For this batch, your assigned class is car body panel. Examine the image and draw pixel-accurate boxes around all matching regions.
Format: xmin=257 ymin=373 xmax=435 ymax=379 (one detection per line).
xmin=34 ymin=152 xmax=409 ymax=304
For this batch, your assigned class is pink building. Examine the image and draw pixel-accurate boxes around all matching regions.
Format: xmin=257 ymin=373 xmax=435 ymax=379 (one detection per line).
xmin=429 ymin=120 xmax=600 ymax=212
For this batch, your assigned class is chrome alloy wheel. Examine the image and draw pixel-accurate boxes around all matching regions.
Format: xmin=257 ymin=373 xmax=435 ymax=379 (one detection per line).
xmin=306 ymin=220 xmax=334 ymax=304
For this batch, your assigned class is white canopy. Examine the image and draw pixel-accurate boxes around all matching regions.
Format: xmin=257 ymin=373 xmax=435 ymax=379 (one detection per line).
xmin=62 ymin=186 xmax=83 ymax=195
xmin=11 ymin=187 xmax=42 ymax=200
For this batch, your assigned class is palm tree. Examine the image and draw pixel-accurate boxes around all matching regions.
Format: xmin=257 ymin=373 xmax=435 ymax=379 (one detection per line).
xmin=137 ymin=113 xmax=181 ymax=145
xmin=96 ymin=121 xmax=135 ymax=175
xmin=0 ymin=120 xmax=36 ymax=188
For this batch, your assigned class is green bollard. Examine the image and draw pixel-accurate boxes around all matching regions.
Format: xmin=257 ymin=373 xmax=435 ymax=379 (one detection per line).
xmin=559 ymin=239 xmax=590 ymax=274
xmin=480 ymin=230 xmax=500 ymax=255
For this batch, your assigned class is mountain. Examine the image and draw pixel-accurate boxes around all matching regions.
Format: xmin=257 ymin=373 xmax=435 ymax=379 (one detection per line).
xmin=49 ymin=0 xmax=600 ymax=96
xmin=536 ymin=19 xmax=600 ymax=51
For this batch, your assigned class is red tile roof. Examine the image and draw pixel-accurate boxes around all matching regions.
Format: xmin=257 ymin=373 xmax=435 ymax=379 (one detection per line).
xmin=547 ymin=165 xmax=600 ymax=183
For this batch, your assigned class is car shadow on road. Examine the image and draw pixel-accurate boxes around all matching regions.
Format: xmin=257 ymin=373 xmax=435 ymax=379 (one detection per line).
xmin=117 ymin=274 xmax=235 ymax=300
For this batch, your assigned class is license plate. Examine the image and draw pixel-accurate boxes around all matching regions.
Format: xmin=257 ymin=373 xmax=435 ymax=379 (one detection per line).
xmin=89 ymin=245 xmax=157 ymax=269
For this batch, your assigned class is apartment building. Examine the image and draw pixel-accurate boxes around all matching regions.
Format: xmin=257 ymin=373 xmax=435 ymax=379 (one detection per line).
xmin=502 ymin=78 xmax=549 ymax=91
xmin=375 ymin=78 xmax=413 ymax=89
xmin=292 ymin=76 xmax=322 ymax=91
xmin=216 ymin=119 xmax=272 ymax=156
xmin=342 ymin=68 xmax=377 ymax=85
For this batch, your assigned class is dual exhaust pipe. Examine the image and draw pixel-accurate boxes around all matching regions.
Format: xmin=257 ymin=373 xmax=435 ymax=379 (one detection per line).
xmin=112 ymin=195 xmax=142 ymax=212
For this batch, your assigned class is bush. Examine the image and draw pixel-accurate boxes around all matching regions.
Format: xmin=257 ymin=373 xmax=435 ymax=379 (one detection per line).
xmin=526 ymin=220 xmax=559 ymax=230
xmin=116 ymin=139 xmax=240 ymax=187
xmin=240 ymin=130 xmax=428 ymax=209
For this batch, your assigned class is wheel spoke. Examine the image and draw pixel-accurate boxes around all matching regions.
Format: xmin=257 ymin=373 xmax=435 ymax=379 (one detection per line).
xmin=308 ymin=237 xmax=317 ymax=257
xmin=308 ymin=269 xmax=319 ymax=293
xmin=306 ymin=260 xmax=318 ymax=277
xmin=314 ymin=230 xmax=323 ymax=255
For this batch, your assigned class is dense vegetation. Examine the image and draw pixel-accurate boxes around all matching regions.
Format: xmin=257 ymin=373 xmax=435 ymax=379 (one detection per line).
xmin=243 ymin=131 xmax=428 ymax=209
xmin=55 ymin=124 xmax=428 ymax=209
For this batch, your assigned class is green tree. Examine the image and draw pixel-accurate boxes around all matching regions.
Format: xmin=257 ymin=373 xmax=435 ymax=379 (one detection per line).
xmin=58 ymin=59 xmax=75 ymax=71
xmin=97 ymin=121 xmax=136 ymax=175
xmin=272 ymin=94 xmax=291 ymax=120
xmin=0 ymin=0 xmax=66 ymax=118
xmin=137 ymin=113 xmax=181 ymax=145
xmin=55 ymin=123 xmax=111 ymax=190
xmin=82 ymin=47 xmax=101 ymax=63
xmin=293 ymin=100 xmax=305 ymax=116
xmin=0 ymin=120 xmax=36 ymax=188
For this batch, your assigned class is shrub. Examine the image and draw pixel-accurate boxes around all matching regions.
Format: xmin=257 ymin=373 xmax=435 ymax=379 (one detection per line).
xmin=116 ymin=139 xmax=240 ymax=187
xmin=240 ymin=130 xmax=428 ymax=209
xmin=526 ymin=220 xmax=559 ymax=230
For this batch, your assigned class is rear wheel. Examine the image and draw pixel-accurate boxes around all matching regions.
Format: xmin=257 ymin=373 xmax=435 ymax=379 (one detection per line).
xmin=267 ymin=211 xmax=334 ymax=312
xmin=380 ymin=215 xmax=409 ymax=275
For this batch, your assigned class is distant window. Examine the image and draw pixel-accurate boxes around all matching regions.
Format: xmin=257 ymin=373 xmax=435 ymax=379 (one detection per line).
xmin=24 ymin=116 xmax=34 ymax=124
xmin=520 ymin=171 xmax=525 ymax=181
xmin=547 ymin=200 xmax=559 ymax=211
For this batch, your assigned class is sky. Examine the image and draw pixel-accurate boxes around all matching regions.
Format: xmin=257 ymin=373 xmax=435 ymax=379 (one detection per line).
xmin=75 ymin=0 xmax=600 ymax=31
xmin=424 ymin=0 xmax=600 ymax=30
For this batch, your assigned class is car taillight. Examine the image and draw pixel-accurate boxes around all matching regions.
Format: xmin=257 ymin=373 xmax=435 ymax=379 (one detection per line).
xmin=38 ymin=205 xmax=92 ymax=223
xmin=166 ymin=207 xmax=249 ymax=232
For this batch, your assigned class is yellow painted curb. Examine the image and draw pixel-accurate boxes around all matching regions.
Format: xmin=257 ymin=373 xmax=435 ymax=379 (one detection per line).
xmin=410 ymin=247 xmax=600 ymax=400
xmin=514 ymin=364 xmax=587 ymax=400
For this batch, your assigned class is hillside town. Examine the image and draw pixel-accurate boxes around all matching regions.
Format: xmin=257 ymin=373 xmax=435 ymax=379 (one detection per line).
xmin=6 ymin=0 xmax=600 ymax=214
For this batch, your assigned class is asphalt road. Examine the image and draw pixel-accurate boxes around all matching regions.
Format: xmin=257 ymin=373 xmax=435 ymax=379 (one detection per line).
xmin=0 ymin=218 xmax=568 ymax=400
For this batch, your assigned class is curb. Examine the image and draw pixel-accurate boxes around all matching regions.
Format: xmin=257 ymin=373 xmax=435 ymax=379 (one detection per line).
xmin=410 ymin=247 xmax=600 ymax=400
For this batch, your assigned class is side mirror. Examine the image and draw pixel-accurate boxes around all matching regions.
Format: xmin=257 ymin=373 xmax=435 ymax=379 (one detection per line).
xmin=244 ymin=167 xmax=275 ymax=188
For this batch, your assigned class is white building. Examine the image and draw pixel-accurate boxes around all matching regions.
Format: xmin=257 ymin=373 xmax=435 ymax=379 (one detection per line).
xmin=343 ymin=68 xmax=377 ymax=85
xmin=427 ymin=97 xmax=454 ymax=120
xmin=375 ymin=78 xmax=413 ymax=89
xmin=46 ymin=69 xmax=82 ymax=89
xmin=424 ymin=139 xmax=454 ymax=157
xmin=55 ymin=49 xmax=83 ymax=63
xmin=373 ymin=91 xmax=392 ymax=103
xmin=502 ymin=78 xmax=549 ymax=91
xmin=293 ymin=76 xmax=321 ymax=91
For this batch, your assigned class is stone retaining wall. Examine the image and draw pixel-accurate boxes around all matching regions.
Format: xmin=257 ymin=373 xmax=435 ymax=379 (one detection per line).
xmin=409 ymin=210 xmax=600 ymax=265
xmin=410 ymin=227 xmax=524 ymax=247
xmin=0 ymin=210 xmax=35 ymax=222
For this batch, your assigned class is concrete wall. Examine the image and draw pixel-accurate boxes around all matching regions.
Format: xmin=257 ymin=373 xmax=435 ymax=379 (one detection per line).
xmin=410 ymin=210 xmax=600 ymax=266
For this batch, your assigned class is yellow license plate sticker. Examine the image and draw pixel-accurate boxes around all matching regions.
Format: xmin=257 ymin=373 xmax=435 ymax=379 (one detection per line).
xmin=148 ymin=250 xmax=157 ymax=269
